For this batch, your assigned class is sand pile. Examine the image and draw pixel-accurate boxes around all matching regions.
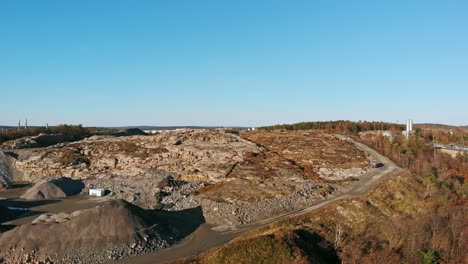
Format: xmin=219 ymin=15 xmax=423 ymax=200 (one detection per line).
xmin=21 ymin=177 xmax=84 ymax=200
xmin=0 ymin=200 xmax=176 ymax=263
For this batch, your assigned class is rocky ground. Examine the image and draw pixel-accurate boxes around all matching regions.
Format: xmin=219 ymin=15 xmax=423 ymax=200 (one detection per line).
xmin=11 ymin=129 xmax=259 ymax=181
xmin=242 ymin=130 xmax=370 ymax=180
xmin=2 ymin=129 xmax=371 ymax=220
xmin=0 ymin=129 xmax=372 ymax=263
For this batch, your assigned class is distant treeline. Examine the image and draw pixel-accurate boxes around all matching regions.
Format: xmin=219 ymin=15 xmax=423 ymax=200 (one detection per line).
xmin=0 ymin=124 xmax=91 ymax=144
xmin=260 ymin=120 xmax=405 ymax=134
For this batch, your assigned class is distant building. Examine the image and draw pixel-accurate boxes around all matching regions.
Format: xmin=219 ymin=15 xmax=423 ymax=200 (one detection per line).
xmin=434 ymin=144 xmax=468 ymax=158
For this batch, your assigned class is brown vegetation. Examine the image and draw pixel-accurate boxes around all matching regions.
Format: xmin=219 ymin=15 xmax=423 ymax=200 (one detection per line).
xmin=358 ymin=130 xmax=468 ymax=183
xmin=188 ymin=126 xmax=467 ymax=264
xmin=184 ymin=230 xmax=329 ymax=264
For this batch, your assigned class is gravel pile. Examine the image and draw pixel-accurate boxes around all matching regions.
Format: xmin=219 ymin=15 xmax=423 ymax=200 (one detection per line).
xmin=160 ymin=181 xmax=339 ymax=225
xmin=160 ymin=181 xmax=205 ymax=210
xmin=0 ymin=200 xmax=177 ymax=264
xmin=201 ymin=183 xmax=338 ymax=224
xmin=21 ymin=177 xmax=84 ymax=200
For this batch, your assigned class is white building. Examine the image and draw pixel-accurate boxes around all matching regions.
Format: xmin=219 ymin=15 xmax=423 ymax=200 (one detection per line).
xmin=89 ymin=188 xmax=106 ymax=197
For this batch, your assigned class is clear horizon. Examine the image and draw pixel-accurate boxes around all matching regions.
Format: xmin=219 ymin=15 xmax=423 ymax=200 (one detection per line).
xmin=1 ymin=1 xmax=467 ymax=127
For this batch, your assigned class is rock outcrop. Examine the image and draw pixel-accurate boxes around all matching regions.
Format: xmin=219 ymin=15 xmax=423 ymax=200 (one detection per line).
xmin=12 ymin=129 xmax=261 ymax=183
xmin=3 ymin=133 xmax=74 ymax=149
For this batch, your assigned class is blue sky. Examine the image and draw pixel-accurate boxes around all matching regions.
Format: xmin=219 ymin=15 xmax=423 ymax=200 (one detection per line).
xmin=1 ymin=0 xmax=467 ymax=127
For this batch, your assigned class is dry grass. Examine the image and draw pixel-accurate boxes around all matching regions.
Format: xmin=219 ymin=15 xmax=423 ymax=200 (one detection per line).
xmin=185 ymin=231 xmax=312 ymax=264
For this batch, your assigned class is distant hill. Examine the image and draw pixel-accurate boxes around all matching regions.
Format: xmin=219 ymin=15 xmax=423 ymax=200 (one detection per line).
xmin=414 ymin=123 xmax=468 ymax=132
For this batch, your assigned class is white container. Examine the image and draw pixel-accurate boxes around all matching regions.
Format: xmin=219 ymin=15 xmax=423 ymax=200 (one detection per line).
xmin=89 ymin=188 xmax=105 ymax=197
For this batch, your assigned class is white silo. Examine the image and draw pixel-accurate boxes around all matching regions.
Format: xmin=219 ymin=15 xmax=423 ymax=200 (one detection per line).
xmin=405 ymin=119 xmax=413 ymax=139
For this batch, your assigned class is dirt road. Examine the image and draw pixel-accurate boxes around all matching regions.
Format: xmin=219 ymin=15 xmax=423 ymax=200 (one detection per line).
xmin=114 ymin=139 xmax=399 ymax=264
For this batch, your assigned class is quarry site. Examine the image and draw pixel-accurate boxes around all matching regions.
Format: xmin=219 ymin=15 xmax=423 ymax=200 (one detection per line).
xmin=3 ymin=1 xmax=468 ymax=263
xmin=0 ymin=128 xmax=390 ymax=263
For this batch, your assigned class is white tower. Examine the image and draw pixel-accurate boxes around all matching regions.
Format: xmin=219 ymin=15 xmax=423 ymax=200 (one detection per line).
xmin=405 ymin=119 xmax=413 ymax=139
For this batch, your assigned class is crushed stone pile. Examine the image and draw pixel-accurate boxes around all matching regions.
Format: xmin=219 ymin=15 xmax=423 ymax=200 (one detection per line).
xmin=0 ymin=199 xmax=180 ymax=263
xmin=21 ymin=177 xmax=84 ymax=200
xmin=113 ymin=128 xmax=147 ymax=137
